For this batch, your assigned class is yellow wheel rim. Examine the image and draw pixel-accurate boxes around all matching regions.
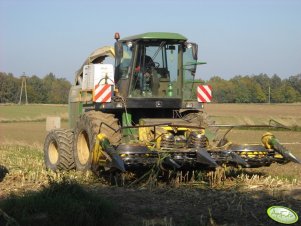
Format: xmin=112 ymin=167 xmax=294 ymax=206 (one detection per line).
xmin=77 ymin=131 xmax=90 ymax=165
xmin=48 ymin=141 xmax=59 ymax=164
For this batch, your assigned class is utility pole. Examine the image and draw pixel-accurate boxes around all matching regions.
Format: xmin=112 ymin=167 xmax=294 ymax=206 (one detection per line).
xmin=18 ymin=73 xmax=28 ymax=105
xmin=268 ymin=86 xmax=271 ymax=104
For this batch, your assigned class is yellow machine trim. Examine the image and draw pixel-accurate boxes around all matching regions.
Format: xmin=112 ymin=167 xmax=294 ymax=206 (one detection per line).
xmin=138 ymin=126 xmax=153 ymax=143
xmin=92 ymin=133 xmax=111 ymax=167
xmin=161 ymin=126 xmax=189 ymax=131
xmin=261 ymin=132 xmax=274 ymax=149
xmin=274 ymin=154 xmax=284 ymax=159
xmin=238 ymin=151 xmax=267 ymax=158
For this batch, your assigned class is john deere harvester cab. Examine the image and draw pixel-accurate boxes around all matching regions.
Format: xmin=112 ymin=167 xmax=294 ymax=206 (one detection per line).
xmin=114 ymin=32 xmax=200 ymax=103
xmin=111 ymin=32 xmax=208 ymax=135
xmin=44 ymin=32 xmax=300 ymax=184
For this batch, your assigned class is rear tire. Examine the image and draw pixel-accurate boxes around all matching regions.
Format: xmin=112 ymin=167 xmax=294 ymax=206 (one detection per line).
xmin=44 ymin=129 xmax=75 ymax=171
xmin=73 ymin=111 xmax=121 ymax=171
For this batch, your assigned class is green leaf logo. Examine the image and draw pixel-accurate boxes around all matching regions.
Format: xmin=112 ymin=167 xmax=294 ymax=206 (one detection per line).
xmin=267 ymin=206 xmax=299 ymax=224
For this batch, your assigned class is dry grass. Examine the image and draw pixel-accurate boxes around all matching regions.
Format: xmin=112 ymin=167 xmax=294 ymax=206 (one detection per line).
xmin=0 ymin=145 xmax=97 ymax=198
xmin=0 ymin=143 xmax=300 ymax=226
xmin=0 ymin=104 xmax=69 ymax=146
xmin=0 ymin=121 xmax=69 ymax=146
xmin=205 ymin=103 xmax=301 ymax=127
xmin=0 ymin=104 xmax=68 ymax=122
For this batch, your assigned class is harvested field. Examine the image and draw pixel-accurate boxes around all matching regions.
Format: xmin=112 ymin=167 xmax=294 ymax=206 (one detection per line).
xmin=0 ymin=144 xmax=300 ymax=226
xmin=205 ymin=103 xmax=301 ymax=127
xmin=0 ymin=104 xmax=300 ymax=225
xmin=0 ymin=104 xmax=68 ymax=122
xmin=0 ymin=121 xmax=68 ymax=146
xmin=0 ymin=104 xmax=68 ymax=145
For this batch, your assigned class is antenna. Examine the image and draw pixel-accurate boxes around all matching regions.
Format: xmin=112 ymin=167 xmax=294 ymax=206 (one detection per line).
xmin=18 ymin=72 xmax=28 ymax=104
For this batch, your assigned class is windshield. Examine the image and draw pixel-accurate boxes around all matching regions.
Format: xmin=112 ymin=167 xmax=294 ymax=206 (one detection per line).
xmin=129 ymin=42 xmax=181 ymax=98
xmin=115 ymin=42 xmax=133 ymax=82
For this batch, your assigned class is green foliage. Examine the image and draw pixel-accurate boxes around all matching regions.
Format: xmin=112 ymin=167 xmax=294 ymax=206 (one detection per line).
xmin=287 ymin=74 xmax=301 ymax=94
xmin=0 ymin=73 xmax=19 ymax=103
xmin=1 ymin=72 xmax=300 ymax=103
xmin=27 ymin=75 xmax=48 ymax=103
xmin=0 ymin=72 xmax=71 ymax=104
xmin=208 ymin=73 xmax=301 ymax=103
xmin=48 ymin=78 xmax=71 ymax=104
xmin=208 ymin=76 xmax=235 ymax=103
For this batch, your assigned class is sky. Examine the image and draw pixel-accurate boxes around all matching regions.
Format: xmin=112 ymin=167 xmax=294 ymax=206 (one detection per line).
xmin=0 ymin=0 xmax=300 ymax=82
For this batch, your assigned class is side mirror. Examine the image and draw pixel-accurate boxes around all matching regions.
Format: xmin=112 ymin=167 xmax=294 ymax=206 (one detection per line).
xmin=190 ymin=67 xmax=196 ymax=75
xmin=191 ymin=43 xmax=198 ymax=60
xmin=183 ymin=62 xmax=197 ymax=76
xmin=114 ymin=41 xmax=123 ymax=58
xmin=183 ymin=42 xmax=200 ymax=76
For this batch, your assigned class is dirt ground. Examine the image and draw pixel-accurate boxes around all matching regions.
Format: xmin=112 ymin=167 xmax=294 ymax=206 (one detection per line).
xmin=1 ymin=166 xmax=300 ymax=226
xmin=85 ymin=184 xmax=301 ymax=226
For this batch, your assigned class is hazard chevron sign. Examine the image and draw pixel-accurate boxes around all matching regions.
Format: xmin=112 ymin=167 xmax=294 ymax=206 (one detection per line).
xmin=197 ymin=85 xmax=212 ymax=102
xmin=93 ymin=84 xmax=112 ymax=103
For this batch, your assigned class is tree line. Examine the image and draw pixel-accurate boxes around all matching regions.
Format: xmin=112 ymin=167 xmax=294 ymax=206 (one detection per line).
xmin=0 ymin=72 xmax=300 ymax=103
xmin=197 ymin=73 xmax=301 ymax=103
xmin=0 ymin=72 xmax=71 ymax=104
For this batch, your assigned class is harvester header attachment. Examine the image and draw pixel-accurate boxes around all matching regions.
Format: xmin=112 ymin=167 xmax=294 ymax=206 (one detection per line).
xmin=92 ymin=121 xmax=300 ymax=178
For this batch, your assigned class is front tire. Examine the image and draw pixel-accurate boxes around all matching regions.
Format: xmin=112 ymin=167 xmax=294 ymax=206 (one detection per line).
xmin=44 ymin=129 xmax=75 ymax=171
xmin=73 ymin=111 xmax=121 ymax=171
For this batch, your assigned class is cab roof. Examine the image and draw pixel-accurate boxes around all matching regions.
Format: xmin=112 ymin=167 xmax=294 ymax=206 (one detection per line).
xmin=120 ymin=32 xmax=187 ymax=42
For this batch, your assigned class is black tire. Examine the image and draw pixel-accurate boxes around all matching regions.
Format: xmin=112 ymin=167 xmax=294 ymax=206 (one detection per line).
xmin=0 ymin=165 xmax=9 ymax=182
xmin=73 ymin=111 xmax=121 ymax=171
xmin=44 ymin=129 xmax=75 ymax=171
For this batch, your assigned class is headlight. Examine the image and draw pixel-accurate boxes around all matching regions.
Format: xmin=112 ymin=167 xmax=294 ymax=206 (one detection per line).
xmin=185 ymin=102 xmax=193 ymax=108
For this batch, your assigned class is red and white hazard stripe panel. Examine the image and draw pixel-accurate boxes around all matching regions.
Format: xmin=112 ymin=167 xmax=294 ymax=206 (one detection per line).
xmin=93 ymin=84 xmax=112 ymax=103
xmin=197 ymin=85 xmax=212 ymax=103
